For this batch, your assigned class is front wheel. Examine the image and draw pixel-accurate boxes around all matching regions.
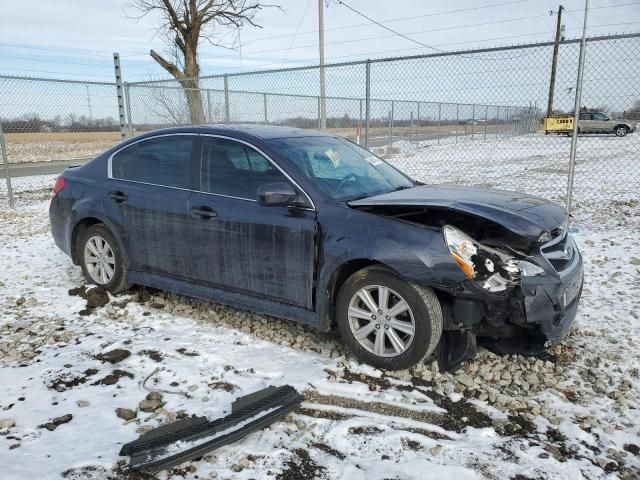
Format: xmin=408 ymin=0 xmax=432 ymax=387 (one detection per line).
xmin=336 ymin=266 xmax=443 ymax=370
xmin=79 ymin=224 xmax=130 ymax=293
xmin=614 ymin=125 xmax=628 ymax=137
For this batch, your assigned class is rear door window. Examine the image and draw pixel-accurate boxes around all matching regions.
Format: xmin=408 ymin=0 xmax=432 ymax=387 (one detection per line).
xmin=131 ymin=136 xmax=193 ymax=189
xmin=200 ymin=137 xmax=289 ymax=200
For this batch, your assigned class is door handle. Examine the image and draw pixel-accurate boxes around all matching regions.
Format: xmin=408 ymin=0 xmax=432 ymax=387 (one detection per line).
xmin=190 ymin=206 xmax=217 ymax=219
xmin=109 ymin=191 xmax=128 ymax=202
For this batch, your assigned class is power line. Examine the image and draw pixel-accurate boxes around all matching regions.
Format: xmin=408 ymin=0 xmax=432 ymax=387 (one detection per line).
xmin=195 ymin=21 xmax=639 ymax=74
xmin=280 ymin=0 xmax=313 ymax=66
xmin=334 ymin=0 xmax=443 ymax=52
xmin=244 ymin=0 xmax=534 ymax=45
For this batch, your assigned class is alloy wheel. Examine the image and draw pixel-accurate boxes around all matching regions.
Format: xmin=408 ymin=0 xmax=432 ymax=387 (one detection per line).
xmin=84 ymin=235 xmax=116 ymax=285
xmin=348 ymin=285 xmax=416 ymax=357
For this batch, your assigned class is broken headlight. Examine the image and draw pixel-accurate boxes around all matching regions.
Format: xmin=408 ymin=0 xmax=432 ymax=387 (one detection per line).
xmin=508 ymin=259 xmax=545 ymax=277
xmin=443 ymin=225 xmax=539 ymax=292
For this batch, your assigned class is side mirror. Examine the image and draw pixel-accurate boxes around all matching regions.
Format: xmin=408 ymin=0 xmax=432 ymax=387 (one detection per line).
xmin=257 ymin=182 xmax=298 ymax=207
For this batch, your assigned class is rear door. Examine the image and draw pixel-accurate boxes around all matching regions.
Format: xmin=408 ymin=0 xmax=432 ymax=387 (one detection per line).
xmin=105 ymin=134 xmax=196 ymax=278
xmin=186 ymin=136 xmax=317 ymax=309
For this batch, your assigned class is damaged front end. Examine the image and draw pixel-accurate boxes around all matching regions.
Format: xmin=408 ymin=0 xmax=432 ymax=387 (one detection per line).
xmin=438 ymin=224 xmax=584 ymax=371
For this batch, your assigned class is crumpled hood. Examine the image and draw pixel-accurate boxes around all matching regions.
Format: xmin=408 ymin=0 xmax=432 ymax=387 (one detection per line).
xmin=348 ymin=185 xmax=567 ymax=241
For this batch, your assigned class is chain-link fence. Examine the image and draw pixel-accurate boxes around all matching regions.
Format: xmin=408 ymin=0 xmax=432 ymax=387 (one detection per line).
xmin=1 ymin=33 xmax=639 ymax=217
xmin=0 ymin=76 xmax=122 ymax=205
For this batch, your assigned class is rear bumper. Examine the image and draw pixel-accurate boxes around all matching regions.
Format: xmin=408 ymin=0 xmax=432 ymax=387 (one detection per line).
xmin=49 ymin=195 xmax=72 ymax=257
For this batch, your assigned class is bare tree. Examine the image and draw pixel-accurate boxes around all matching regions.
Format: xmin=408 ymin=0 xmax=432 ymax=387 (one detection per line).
xmin=129 ymin=0 xmax=272 ymax=124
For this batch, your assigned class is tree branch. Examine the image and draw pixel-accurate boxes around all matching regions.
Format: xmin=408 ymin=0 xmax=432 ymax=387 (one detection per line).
xmin=150 ymin=49 xmax=184 ymax=80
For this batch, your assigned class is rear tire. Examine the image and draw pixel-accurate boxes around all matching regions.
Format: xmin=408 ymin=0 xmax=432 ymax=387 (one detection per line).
xmin=614 ymin=125 xmax=628 ymax=137
xmin=79 ymin=224 xmax=130 ymax=294
xmin=336 ymin=266 xmax=443 ymax=370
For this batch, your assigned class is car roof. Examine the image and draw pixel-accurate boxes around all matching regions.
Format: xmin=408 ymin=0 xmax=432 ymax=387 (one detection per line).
xmin=135 ymin=124 xmax=332 ymax=141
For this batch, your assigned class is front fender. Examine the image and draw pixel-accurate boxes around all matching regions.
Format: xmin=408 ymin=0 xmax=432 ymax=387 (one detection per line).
xmin=314 ymin=206 xmax=464 ymax=330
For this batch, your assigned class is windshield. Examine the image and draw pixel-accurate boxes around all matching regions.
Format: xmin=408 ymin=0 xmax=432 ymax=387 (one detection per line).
xmin=267 ymin=136 xmax=414 ymax=201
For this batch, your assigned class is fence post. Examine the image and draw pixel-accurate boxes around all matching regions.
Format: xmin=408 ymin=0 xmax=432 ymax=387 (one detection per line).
xmin=484 ymin=105 xmax=488 ymax=140
xmin=207 ymin=90 xmax=212 ymax=123
xmin=437 ymin=103 xmax=442 ymax=145
xmin=410 ymin=111 xmax=414 ymax=147
xmin=124 ymin=82 xmax=133 ymax=136
xmin=496 ymin=106 xmax=500 ymax=138
xmin=455 ymin=104 xmax=459 ymax=144
xmin=317 ymin=97 xmax=321 ymax=129
xmin=389 ymin=101 xmax=394 ymax=151
xmin=471 ymin=104 xmax=475 ymax=141
xmin=358 ymin=99 xmax=363 ymax=145
xmin=0 ymin=122 xmax=14 ymax=208
xmin=416 ymin=102 xmax=420 ymax=147
xmin=365 ymin=60 xmax=370 ymax=149
xmin=113 ymin=53 xmax=127 ymax=139
xmin=223 ymin=75 xmax=230 ymax=124
xmin=263 ymin=93 xmax=268 ymax=124
xmin=565 ymin=0 xmax=590 ymax=227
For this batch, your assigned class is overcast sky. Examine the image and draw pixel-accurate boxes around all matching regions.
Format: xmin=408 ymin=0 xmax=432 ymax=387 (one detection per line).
xmin=1 ymin=0 xmax=638 ymax=82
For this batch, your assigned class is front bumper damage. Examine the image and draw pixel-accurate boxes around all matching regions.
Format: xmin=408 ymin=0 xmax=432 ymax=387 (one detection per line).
xmin=438 ymin=234 xmax=584 ymax=371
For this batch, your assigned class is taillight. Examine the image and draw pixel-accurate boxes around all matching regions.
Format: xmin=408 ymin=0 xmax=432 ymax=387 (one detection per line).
xmin=53 ymin=176 xmax=66 ymax=195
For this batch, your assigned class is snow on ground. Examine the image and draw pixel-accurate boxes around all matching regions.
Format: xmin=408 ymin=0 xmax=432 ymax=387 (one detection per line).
xmin=0 ymin=134 xmax=639 ymax=480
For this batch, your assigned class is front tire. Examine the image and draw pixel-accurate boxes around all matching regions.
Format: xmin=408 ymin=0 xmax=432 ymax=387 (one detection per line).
xmin=79 ymin=224 xmax=130 ymax=293
xmin=336 ymin=266 xmax=443 ymax=370
xmin=614 ymin=125 xmax=628 ymax=137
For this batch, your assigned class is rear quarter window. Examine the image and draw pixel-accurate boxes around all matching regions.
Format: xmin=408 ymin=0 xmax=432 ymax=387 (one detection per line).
xmin=111 ymin=144 xmax=136 ymax=180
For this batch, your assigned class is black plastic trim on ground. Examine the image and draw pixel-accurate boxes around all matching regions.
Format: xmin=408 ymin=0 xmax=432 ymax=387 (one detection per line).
xmin=119 ymin=385 xmax=303 ymax=474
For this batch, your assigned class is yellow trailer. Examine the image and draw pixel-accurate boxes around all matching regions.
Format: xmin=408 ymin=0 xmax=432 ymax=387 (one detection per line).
xmin=544 ymin=115 xmax=574 ymax=135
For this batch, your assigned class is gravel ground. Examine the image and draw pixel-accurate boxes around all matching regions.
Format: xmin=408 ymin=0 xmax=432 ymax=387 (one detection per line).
xmin=0 ymin=197 xmax=639 ymax=479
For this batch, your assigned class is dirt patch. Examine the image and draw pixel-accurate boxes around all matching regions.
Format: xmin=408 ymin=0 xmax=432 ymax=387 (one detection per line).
xmin=401 ymin=438 xmax=424 ymax=451
xmin=176 ymin=348 xmax=199 ymax=357
xmin=297 ymin=408 xmax=354 ymax=421
xmin=48 ymin=368 xmax=98 ymax=392
xmin=276 ymin=448 xmax=325 ymax=480
xmin=311 ymin=442 xmax=346 ymax=460
xmin=397 ymin=426 xmax=451 ymax=441
xmin=95 ymin=349 xmax=131 ymax=364
xmin=138 ymin=350 xmax=163 ymax=363
xmin=69 ymin=285 xmax=110 ymax=314
xmin=304 ymin=390 xmax=442 ymax=426
xmin=349 ymin=425 xmax=383 ymax=435
xmin=208 ymin=381 xmax=237 ymax=392
xmin=92 ymin=369 xmax=134 ymax=386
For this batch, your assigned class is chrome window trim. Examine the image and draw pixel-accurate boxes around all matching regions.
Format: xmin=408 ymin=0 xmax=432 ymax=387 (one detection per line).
xmin=106 ymin=132 xmax=316 ymax=210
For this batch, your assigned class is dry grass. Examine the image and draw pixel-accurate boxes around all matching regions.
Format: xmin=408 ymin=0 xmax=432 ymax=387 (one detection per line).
xmin=4 ymin=131 xmax=122 ymax=164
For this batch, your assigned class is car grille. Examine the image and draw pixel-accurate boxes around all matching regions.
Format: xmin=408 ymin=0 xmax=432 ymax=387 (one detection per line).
xmin=540 ymin=231 xmax=577 ymax=273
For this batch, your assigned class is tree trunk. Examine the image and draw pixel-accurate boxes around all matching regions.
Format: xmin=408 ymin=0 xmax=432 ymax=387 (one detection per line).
xmin=181 ymin=78 xmax=205 ymax=125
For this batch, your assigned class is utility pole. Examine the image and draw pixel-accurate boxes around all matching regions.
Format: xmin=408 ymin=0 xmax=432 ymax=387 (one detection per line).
xmin=547 ymin=5 xmax=564 ymax=117
xmin=318 ymin=0 xmax=327 ymax=129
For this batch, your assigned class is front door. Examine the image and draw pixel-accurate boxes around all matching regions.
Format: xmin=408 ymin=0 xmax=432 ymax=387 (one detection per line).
xmin=105 ymin=135 xmax=196 ymax=278
xmin=187 ymin=136 xmax=316 ymax=309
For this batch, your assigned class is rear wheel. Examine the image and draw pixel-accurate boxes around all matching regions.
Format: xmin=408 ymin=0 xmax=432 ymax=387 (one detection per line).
xmin=614 ymin=125 xmax=628 ymax=137
xmin=79 ymin=224 xmax=130 ymax=293
xmin=336 ymin=266 xmax=442 ymax=370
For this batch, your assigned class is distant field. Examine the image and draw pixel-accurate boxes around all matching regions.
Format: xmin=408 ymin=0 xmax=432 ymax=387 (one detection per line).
xmin=4 ymin=132 xmax=121 ymax=164
xmin=3 ymin=125 xmax=517 ymax=164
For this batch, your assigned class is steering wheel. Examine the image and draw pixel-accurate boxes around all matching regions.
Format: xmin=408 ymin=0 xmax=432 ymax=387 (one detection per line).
xmin=334 ymin=173 xmax=358 ymax=195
